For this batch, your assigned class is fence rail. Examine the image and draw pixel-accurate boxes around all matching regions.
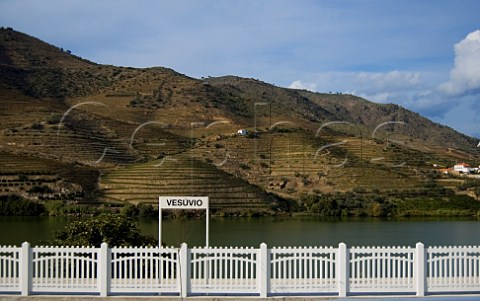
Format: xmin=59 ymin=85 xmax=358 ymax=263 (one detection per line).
xmin=1 ymin=242 xmax=479 ymax=297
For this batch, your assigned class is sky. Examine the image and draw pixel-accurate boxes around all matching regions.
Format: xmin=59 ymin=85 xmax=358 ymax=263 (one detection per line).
xmin=1 ymin=0 xmax=480 ymax=137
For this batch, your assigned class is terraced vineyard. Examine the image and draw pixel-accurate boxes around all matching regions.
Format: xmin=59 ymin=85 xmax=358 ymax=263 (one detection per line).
xmin=185 ymin=128 xmax=441 ymax=198
xmin=2 ymin=28 xmax=480 ymax=216
xmin=100 ymin=154 xmax=277 ymax=214
xmin=0 ymin=151 xmax=93 ymax=202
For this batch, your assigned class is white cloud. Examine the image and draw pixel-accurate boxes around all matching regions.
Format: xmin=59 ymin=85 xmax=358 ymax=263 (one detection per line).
xmin=288 ymin=80 xmax=317 ymax=92
xmin=439 ymin=30 xmax=480 ymax=95
xmin=353 ymin=92 xmax=392 ymax=103
xmin=288 ymin=70 xmax=455 ymax=120
xmin=354 ymin=71 xmax=421 ymax=93
xmin=289 ymin=71 xmax=425 ymax=105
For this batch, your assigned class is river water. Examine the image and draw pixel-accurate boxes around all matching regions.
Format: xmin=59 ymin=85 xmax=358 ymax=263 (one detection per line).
xmin=1 ymin=216 xmax=479 ymax=247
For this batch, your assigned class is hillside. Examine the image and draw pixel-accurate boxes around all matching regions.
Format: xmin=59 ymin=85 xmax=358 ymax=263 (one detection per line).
xmin=1 ymin=27 xmax=480 ymax=216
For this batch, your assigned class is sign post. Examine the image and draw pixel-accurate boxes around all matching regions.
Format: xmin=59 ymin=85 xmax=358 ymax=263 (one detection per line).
xmin=158 ymin=196 xmax=209 ymax=248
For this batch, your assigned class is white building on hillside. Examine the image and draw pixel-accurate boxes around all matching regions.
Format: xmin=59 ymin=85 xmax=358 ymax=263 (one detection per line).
xmin=237 ymin=129 xmax=248 ymax=136
xmin=454 ymin=162 xmax=472 ymax=173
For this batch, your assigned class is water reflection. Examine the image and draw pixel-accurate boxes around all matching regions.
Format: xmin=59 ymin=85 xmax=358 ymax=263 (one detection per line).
xmin=1 ymin=216 xmax=479 ymax=247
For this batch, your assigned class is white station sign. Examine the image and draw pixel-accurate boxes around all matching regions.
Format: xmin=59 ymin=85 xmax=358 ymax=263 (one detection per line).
xmin=159 ymin=196 xmax=209 ymax=209
xmin=158 ymin=196 xmax=210 ymax=247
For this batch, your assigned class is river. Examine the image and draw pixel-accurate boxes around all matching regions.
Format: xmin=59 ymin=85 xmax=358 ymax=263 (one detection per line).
xmin=1 ymin=216 xmax=479 ymax=247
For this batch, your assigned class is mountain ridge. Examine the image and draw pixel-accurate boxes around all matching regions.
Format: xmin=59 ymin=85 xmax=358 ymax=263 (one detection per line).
xmin=1 ymin=27 xmax=480 ymax=216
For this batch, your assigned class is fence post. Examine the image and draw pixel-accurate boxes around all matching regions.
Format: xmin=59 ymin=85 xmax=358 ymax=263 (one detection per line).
xmin=99 ymin=242 xmax=111 ymax=297
xmin=258 ymin=243 xmax=270 ymax=297
xmin=415 ymin=242 xmax=427 ymax=296
xmin=179 ymin=243 xmax=189 ymax=298
xmin=337 ymin=242 xmax=349 ymax=297
xmin=20 ymin=242 xmax=32 ymax=296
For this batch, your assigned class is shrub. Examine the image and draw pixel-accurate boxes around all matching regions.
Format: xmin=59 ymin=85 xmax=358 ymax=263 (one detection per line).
xmin=28 ymin=185 xmax=53 ymax=193
xmin=46 ymin=114 xmax=62 ymax=125
xmin=239 ymin=163 xmax=250 ymax=170
xmin=138 ymin=204 xmax=157 ymax=218
xmin=50 ymin=215 xmax=157 ymax=247
xmin=31 ymin=122 xmax=44 ymax=130
xmin=0 ymin=194 xmax=45 ymax=216
xmin=120 ymin=204 xmax=139 ymax=217
xmin=18 ymin=173 xmax=28 ymax=181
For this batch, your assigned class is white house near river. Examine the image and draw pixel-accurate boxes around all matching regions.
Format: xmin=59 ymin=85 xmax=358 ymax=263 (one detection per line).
xmin=453 ymin=162 xmax=472 ymax=173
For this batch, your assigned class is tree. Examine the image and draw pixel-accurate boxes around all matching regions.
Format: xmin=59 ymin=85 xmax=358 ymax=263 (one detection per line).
xmin=302 ymin=194 xmax=341 ymax=216
xmin=50 ymin=214 xmax=157 ymax=247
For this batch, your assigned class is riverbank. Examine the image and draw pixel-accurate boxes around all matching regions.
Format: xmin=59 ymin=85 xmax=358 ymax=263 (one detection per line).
xmin=4 ymin=180 xmax=480 ymax=220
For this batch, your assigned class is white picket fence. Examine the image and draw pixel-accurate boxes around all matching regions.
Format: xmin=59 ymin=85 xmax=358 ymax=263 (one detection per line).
xmin=1 ymin=242 xmax=479 ymax=297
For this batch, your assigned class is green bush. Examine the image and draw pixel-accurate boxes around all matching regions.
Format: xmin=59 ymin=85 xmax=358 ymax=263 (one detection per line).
xmin=0 ymin=194 xmax=45 ymax=216
xmin=50 ymin=215 xmax=157 ymax=247
xmin=120 ymin=203 xmax=158 ymax=218
xmin=239 ymin=163 xmax=250 ymax=170
xmin=28 ymin=185 xmax=53 ymax=193
xmin=46 ymin=114 xmax=62 ymax=125
xmin=18 ymin=173 xmax=28 ymax=181
xmin=120 ymin=204 xmax=139 ymax=217
xmin=31 ymin=122 xmax=44 ymax=130
xmin=138 ymin=204 xmax=157 ymax=218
